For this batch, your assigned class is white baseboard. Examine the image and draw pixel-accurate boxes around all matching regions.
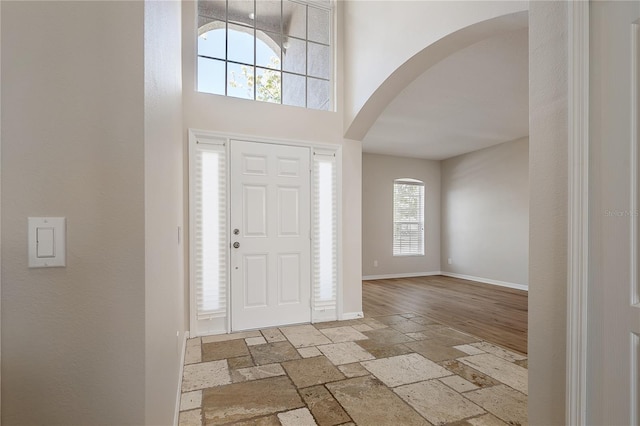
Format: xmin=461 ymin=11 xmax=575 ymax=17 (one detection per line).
xmin=362 ymin=271 xmax=442 ymax=281
xmin=441 ymin=272 xmax=528 ymax=291
xmin=174 ymin=330 xmax=189 ymax=426
xmin=341 ymin=311 xmax=364 ymax=320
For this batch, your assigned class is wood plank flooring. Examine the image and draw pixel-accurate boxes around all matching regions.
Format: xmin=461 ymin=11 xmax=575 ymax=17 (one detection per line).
xmin=362 ymin=275 xmax=528 ymax=354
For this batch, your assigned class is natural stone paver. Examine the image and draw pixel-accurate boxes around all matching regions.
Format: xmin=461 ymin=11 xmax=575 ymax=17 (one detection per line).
xmin=182 ymin=360 xmax=231 ymax=392
xmin=320 ymin=326 xmax=369 ymax=343
xmin=245 ymin=336 xmax=267 ymax=346
xmin=357 ymin=342 xmax=414 ymax=359
xmin=234 ymin=363 xmax=285 ymax=382
xmin=406 ymin=339 xmax=468 ymax=361
xmin=180 ymin=316 xmax=527 ymax=426
xmin=282 ymin=356 xmax=345 ymax=388
xmin=326 ymin=376 xmax=430 ymax=425
xmin=317 ymin=342 xmax=375 ymax=365
xmin=465 ymin=385 xmax=528 ymax=425
xmin=389 ymin=320 xmax=431 ymax=333
xmin=249 ymin=341 xmax=301 ymax=365
xmin=300 ymin=385 xmax=351 ymax=426
xmin=277 ymin=408 xmax=317 ymax=426
xmin=178 ymin=409 xmax=201 ymax=426
xmin=203 ymin=376 xmax=304 ymax=424
xmin=298 ymin=346 xmax=323 ymax=358
xmin=467 ymin=413 xmax=510 ymax=426
xmin=232 ymin=415 xmax=281 ymax=425
xmin=361 ymin=353 xmax=451 ymax=387
xmin=180 ymin=391 xmax=202 ymax=411
xmin=454 ymin=344 xmax=486 ymax=355
xmin=458 ymin=354 xmax=528 ymax=394
xmin=361 ymin=327 xmax=414 ymax=346
xmin=261 ymin=328 xmax=287 ymax=343
xmin=351 ymin=323 xmax=374 ymax=332
xmin=439 ymin=374 xmax=480 ymax=393
xmin=184 ymin=342 xmax=201 ymax=365
xmin=470 ymin=342 xmax=527 ymax=362
xmin=227 ymin=355 xmax=254 ymax=370
xmin=202 ymin=339 xmax=249 ymax=361
xmin=280 ymin=324 xmax=332 ymax=348
xmin=439 ymin=359 xmax=501 ymax=388
xmin=395 ymin=379 xmax=485 ymax=424
xmin=337 ymin=362 xmax=370 ymax=378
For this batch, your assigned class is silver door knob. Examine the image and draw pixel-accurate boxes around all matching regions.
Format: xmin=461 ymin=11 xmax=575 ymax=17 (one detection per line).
xmin=233 ymin=229 xmax=240 ymax=235
xmin=233 ymin=242 xmax=240 ymax=249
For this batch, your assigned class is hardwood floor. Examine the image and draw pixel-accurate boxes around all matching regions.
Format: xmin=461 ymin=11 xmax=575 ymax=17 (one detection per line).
xmin=362 ymin=275 xmax=528 ymax=354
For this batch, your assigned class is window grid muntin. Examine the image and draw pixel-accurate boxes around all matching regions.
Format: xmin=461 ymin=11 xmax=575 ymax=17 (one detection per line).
xmin=197 ymin=0 xmax=332 ymax=110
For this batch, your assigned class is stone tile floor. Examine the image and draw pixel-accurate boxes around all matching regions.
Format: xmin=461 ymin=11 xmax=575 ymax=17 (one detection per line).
xmin=178 ymin=313 xmax=528 ymax=426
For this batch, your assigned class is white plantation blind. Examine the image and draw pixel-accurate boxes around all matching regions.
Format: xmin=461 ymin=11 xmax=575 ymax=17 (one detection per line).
xmin=193 ymin=141 xmax=227 ymax=320
xmin=393 ymin=179 xmax=425 ymax=256
xmin=312 ymin=150 xmax=337 ymax=309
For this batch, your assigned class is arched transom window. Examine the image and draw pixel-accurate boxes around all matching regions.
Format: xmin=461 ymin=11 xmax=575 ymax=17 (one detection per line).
xmin=197 ymin=0 xmax=333 ymax=111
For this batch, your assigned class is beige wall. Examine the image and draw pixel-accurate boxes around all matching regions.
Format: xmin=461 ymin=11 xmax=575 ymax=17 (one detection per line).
xmin=1 ymin=1 xmax=146 ymax=423
xmin=144 ymin=1 xmax=185 ymax=424
xmin=182 ymin=1 xmax=363 ymax=317
xmin=441 ymin=138 xmax=529 ymax=287
xmin=362 ymin=154 xmax=441 ymax=277
xmin=528 ymin=1 xmax=567 ymax=423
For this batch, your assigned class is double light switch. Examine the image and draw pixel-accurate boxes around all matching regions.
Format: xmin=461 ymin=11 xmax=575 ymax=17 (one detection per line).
xmin=28 ymin=217 xmax=66 ymax=268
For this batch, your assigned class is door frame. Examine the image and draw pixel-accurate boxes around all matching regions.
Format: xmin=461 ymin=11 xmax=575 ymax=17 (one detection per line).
xmin=567 ymin=1 xmax=590 ymax=424
xmin=188 ymin=129 xmax=343 ymax=336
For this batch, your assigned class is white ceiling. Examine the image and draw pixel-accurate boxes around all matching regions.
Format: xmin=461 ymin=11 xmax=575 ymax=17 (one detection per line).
xmin=362 ymin=28 xmax=529 ymax=161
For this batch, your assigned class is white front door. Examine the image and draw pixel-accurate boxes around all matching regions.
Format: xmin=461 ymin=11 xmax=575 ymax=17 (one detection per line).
xmin=589 ymin=2 xmax=640 ymax=424
xmin=230 ymin=140 xmax=311 ymax=331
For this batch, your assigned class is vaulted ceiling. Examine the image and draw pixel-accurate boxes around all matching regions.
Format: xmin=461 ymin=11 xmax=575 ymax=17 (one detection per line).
xmin=362 ymin=28 xmax=529 ymax=161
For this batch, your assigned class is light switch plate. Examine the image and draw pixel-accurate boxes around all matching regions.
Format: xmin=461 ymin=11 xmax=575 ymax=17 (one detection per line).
xmin=28 ymin=217 xmax=66 ymax=268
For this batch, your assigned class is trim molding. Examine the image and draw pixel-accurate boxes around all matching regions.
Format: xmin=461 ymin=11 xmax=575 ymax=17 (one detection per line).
xmin=362 ymin=271 xmax=442 ymax=281
xmin=441 ymin=272 xmax=528 ymax=292
xmin=173 ymin=331 xmax=189 ymax=426
xmin=567 ymin=1 xmax=590 ymax=425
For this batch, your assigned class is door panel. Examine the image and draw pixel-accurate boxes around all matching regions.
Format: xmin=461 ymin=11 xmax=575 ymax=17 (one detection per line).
xmin=231 ymin=140 xmax=311 ymax=331
xmin=244 ymin=185 xmax=267 ymax=236
xmin=244 ymin=255 xmax=268 ymax=307
xmin=589 ymin=2 xmax=640 ymax=424
xmin=278 ymin=187 xmax=301 ymax=236
xmin=278 ymin=253 xmax=301 ymax=304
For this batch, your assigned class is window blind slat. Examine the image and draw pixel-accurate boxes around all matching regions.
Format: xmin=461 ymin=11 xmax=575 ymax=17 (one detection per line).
xmin=312 ymin=152 xmax=337 ymax=310
xmin=194 ymin=143 xmax=227 ymax=320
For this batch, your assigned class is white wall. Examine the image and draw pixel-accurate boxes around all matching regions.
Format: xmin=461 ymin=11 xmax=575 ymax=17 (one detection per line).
xmin=342 ymin=0 xmax=528 ymax=139
xmin=362 ymin=154 xmax=440 ymax=278
xmin=1 ymin=1 xmax=146 ymax=423
xmin=441 ymin=138 xmax=529 ymax=288
xmin=528 ymin=1 xmax=567 ymax=423
xmin=144 ymin=1 xmax=185 ymax=424
xmin=181 ymin=1 xmax=363 ymax=318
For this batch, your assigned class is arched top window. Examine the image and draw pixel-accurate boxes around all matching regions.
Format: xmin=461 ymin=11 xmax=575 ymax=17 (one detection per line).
xmin=393 ymin=178 xmax=425 ymax=256
xmin=197 ymin=0 xmax=333 ymax=110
